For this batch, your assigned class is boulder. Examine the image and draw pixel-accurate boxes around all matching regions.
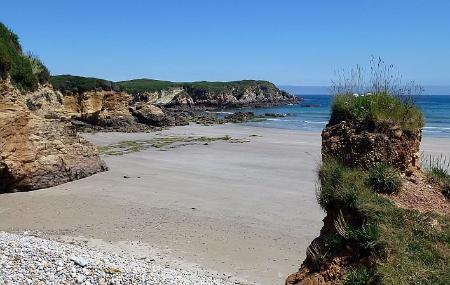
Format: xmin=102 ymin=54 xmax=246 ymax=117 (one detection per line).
xmin=321 ymin=120 xmax=421 ymax=172
xmin=0 ymin=104 xmax=107 ymax=192
xmin=129 ymin=103 xmax=172 ymax=127
xmin=224 ymin=112 xmax=255 ymax=123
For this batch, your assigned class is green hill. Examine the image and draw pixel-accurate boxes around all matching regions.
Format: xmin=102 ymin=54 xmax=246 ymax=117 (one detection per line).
xmin=51 ymin=75 xmax=279 ymax=95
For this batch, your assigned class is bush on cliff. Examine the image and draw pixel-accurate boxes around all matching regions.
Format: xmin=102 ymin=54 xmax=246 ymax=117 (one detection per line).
xmin=0 ymin=22 xmax=50 ymax=91
xmin=330 ymin=58 xmax=424 ymax=133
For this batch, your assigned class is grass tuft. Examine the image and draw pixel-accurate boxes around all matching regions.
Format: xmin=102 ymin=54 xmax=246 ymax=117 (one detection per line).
xmin=331 ymin=92 xmax=424 ymax=133
xmin=367 ymin=164 xmax=402 ymax=194
xmin=344 ymin=268 xmax=372 ymax=285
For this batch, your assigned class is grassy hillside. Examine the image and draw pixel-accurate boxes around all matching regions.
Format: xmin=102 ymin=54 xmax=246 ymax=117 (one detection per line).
xmin=51 ymin=75 xmax=279 ymax=95
xmin=0 ymin=23 xmax=49 ymax=91
xmin=317 ymin=159 xmax=450 ymax=284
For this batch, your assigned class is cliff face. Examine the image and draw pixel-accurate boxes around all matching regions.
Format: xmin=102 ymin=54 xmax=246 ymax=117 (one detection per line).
xmin=0 ymin=103 xmax=107 ymax=192
xmin=0 ymin=23 xmax=106 ymax=193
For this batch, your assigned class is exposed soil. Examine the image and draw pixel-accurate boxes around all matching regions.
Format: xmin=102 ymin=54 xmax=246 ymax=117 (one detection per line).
xmin=388 ymin=174 xmax=450 ymax=216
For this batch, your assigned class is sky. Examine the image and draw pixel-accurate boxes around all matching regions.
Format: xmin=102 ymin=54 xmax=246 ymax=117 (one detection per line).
xmin=1 ymin=0 xmax=450 ymax=86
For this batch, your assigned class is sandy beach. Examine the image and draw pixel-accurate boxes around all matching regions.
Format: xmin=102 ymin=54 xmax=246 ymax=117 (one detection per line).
xmin=1 ymin=124 xmax=449 ymax=284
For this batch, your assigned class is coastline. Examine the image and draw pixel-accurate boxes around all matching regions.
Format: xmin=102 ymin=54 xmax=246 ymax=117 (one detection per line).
xmin=1 ymin=124 xmax=449 ymax=284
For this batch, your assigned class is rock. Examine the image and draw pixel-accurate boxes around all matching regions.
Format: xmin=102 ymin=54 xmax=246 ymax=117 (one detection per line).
xmin=0 ymin=104 xmax=107 ymax=192
xmin=224 ymin=112 xmax=255 ymax=123
xmin=321 ymin=120 xmax=421 ymax=172
xmin=70 ymin=256 xmax=89 ymax=267
xmin=129 ymin=103 xmax=172 ymax=127
xmin=63 ymin=91 xmax=136 ymax=129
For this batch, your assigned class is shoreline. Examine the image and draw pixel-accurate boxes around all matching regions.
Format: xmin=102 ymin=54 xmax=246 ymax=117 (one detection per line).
xmin=1 ymin=124 xmax=449 ymax=284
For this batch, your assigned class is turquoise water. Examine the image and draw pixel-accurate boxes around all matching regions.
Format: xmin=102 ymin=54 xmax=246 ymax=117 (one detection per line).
xmin=232 ymin=95 xmax=450 ymax=138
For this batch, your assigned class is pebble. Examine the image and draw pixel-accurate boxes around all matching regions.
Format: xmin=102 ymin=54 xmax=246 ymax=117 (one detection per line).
xmin=0 ymin=231 xmax=247 ymax=284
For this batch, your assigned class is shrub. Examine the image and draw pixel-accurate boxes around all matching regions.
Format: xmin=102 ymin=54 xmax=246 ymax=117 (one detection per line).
xmin=367 ymin=164 xmax=402 ymax=194
xmin=344 ymin=268 xmax=371 ymax=285
xmin=10 ymin=55 xmax=38 ymax=91
xmin=28 ymin=53 xmax=50 ymax=84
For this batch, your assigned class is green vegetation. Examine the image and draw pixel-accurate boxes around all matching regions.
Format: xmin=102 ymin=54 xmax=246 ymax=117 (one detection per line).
xmin=330 ymin=58 xmax=424 ymax=134
xmin=331 ymin=92 xmax=424 ymax=133
xmin=115 ymin=78 xmax=177 ymax=93
xmin=318 ymin=159 xmax=450 ymax=284
xmin=421 ymin=153 xmax=450 ymax=199
xmin=98 ymin=135 xmax=242 ymax=155
xmin=50 ymin=75 xmax=115 ymax=94
xmin=344 ymin=268 xmax=372 ymax=285
xmin=182 ymin=80 xmax=277 ymax=93
xmin=367 ymin=164 xmax=402 ymax=194
xmin=51 ymin=75 xmax=278 ymax=95
xmin=0 ymin=23 xmax=49 ymax=91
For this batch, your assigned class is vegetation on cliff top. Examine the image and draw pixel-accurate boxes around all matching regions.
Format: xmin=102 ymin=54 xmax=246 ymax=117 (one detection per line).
xmin=329 ymin=58 xmax=424 ymax=133
xmin=51 ymin=75 xmax=280 ymax=95
xmin=317 ymin=159 xmax=450 ymax=285
xmin=0 ymin=23 xmax=49 ymax=91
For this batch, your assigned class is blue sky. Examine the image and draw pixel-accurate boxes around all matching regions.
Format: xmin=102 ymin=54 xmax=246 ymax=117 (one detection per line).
xmin=1 ymin=0 xmax=450 ymax=86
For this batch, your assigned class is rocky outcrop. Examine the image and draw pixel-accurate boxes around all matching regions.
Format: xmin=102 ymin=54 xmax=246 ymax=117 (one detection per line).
xmin=322 ymin=121 xmax=422 ymax=173
xmin=0 ymin=103 xmax=107 ymax=192
xmin=63 ymin=91 xmax=135 ymax=128
xmin=181 ymin=83 xmax=298 ymax=108
xmin=129 ymin=103 xmax=172 ymax=127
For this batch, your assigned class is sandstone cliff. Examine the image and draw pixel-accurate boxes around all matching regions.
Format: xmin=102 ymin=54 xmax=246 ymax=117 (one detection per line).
xmin=0 ymin=23 xmax=106 ymax=193
xmin=0 ymin=103 xmax=107 ymax=192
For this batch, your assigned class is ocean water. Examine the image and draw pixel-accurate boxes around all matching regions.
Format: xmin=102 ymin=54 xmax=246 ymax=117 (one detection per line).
xmin=231 ymin=95 xmax=450 ymax=138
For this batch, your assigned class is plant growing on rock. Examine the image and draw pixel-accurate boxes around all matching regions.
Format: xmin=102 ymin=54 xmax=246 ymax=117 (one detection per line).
xmin=344 ymin=268 xmax=372 ymax=285
xmin=421 ymin=153 xmax=450 ymax=199
xmin=367 ymin=164 xmax=402 ymax=194
xmin=330 ymin=57 xmax=424 ymax=133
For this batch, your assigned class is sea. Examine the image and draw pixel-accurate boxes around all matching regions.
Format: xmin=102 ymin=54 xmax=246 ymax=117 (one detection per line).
xmin=230 ymin=95 xmax=450 ymax=138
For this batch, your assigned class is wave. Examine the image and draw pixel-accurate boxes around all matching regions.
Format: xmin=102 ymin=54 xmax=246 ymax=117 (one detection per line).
xmin=423 ymin=126 xmax=450 ymax=130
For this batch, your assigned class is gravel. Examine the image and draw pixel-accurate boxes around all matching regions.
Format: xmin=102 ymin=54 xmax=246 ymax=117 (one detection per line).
xmin=0 ymin=232 xmax=248 ymax=285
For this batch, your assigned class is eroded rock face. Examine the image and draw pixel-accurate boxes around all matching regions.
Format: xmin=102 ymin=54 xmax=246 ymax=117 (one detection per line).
xmin=63 ymin=91 xmax=135 ymax=128
xmin=321 ymin=121 xmax=422 ymax=172
xmin=0 ymin=104 xmax=107 ymax=192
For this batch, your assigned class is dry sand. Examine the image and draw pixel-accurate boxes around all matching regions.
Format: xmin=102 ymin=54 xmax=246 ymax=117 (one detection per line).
xmin=0 ymin=124 xmax=449 ymax=284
